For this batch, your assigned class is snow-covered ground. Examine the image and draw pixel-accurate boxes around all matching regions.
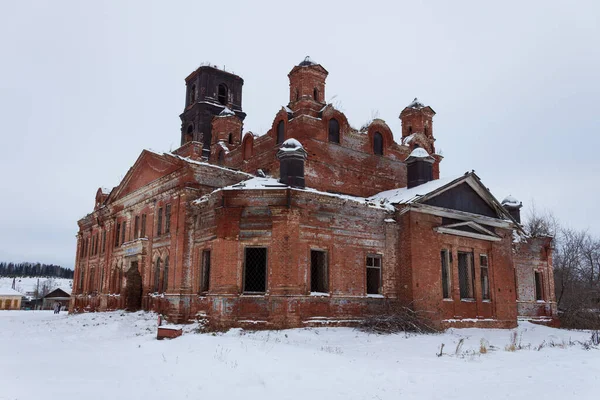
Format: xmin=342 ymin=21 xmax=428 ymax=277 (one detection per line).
xmin=0 ymin=311 xmax=598 ymax=400
xmin=0 ymin=277 xmax=72 ymax=295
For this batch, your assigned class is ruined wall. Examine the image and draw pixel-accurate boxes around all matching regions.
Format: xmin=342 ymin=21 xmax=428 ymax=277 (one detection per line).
xmin=514 ymin=236 xmax=557 ymax=320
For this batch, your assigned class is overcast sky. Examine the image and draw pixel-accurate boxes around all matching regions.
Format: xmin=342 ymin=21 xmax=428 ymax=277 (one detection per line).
xmin=0 ymin=0 xmax=598 ymax=269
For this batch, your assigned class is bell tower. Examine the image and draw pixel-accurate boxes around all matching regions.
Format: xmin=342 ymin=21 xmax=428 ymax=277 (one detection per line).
xmin=287 ymin=56 xmax=328 ymax=117
xmin=179 ymin=65 xmax=246 ymax=159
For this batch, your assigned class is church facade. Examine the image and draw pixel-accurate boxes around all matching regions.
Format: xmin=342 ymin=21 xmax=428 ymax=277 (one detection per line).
xmin=71 ymin=58 xmax=557 ymax=329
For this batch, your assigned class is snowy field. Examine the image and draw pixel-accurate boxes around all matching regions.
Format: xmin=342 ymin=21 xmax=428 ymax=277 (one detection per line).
xmin=0 ymin=311 xmax=598 ymax=400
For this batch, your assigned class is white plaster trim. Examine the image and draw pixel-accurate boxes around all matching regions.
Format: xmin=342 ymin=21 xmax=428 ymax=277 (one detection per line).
xmin=435 ymin=226 xmax=502 ymax=242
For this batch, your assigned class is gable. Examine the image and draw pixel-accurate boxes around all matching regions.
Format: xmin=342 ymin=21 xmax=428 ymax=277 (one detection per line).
xmin=111 ymin=151 xmax=182 ymax=202
xmin=423 ymin=182 xmax=499 ymax=218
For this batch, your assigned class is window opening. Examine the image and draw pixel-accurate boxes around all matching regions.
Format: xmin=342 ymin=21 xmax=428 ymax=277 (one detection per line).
xmin=458 ymin=252 xmax=475 ymax=299
xmin=441 ymin=249 xmax=451 ymax=299
xmin=480 ymin=254 xmax=490 ymax=300
xmin=276 ymin=120 xmax=285 ymax=144
xmin=535 ymin=271 xmax=544 ymax=301
xmin=162 ymin=257 xmax=169 ymax=293
xmin=190 ymin=84 xmax=196 ymax=104
xmin=328 ymin=118 xmax=340 ymax=143
xmin=228 ymin=132 xmax=233 ymax=144
xmin=243 ymin=247 xmax=267 ymax=293
xmin=141 ymin=214 xmax=147 ymax=238
xmin=310 ymin=250 xmax=328 ymax=293
xmin=373 ymin=132 xmax=384 ymax=155
xmin=165 ymin=204 xmax=171 ymax=234
xmin=218 ymin=83 xmax=228 ymax=105
xmin=157 ymin=208 xmax=163 ymax=236
xmin=366 ymin=255 xmax=382 ymax=294
xmin=313 ymin=88 xmax=318 ymax=101
xmin=154 ymin=258 xmax=161 ymax=293
xmin=201 ymin=250 xmax=211 ymax=293
xmin=121 ymin=221 xmax=126 ymax=245
xmin=134 ymin=216 xmax=140 ymax=239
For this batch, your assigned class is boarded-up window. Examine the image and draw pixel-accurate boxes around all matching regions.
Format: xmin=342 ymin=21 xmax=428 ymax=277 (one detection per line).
xmin=328 ymin=118 xmax=340 ymax=143
xmin=157 ymin=208 xmax=163 ymax=236
xmin=373 ymin=132 xmax=384 ymax=155
xmin=441 ymin=249 xmax=451 ymax=299
xmin=165 ymin=204 xmax=171 ymax=234
xmin=535 ymin=271 xmax=544 ymax=301
xmin=276 ymin=120 xmax=285 ymax=144
xmin=201 ymin=250 xmax=211 ymax=293
xmin=310 ymin=250 xmax=328 ymax=293
xmin=480 ymin=254 xmax=490 ymax=300
xmin=244 ymin=247 xmax=267 ymax=293
xmin=366 ymin=254 xmax=382 ymax=295
xmin=458 ymin=252 xmax=475 ymax=299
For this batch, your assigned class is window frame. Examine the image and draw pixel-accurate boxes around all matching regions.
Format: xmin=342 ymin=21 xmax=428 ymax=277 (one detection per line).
xmin=165 ymin=204 xmax=171 ymax=234
xmin=441 ymin=249 xmax=452 ymax=299
xmin=328 ymin=118 xmax=340 ymax=143
xmin=157 ymin=207 xmax=163 ymax=236
xmin=373 ymin=132 xmax=384 ymax=155
xmin=200 ymin=249 xmax=211 ymax=294
xmin=534 ymin=271 xmax=544 ymax=301
xmin=458 ymin=251 xmax=475 ymax=300
xmin=480 ymin=254 xmax=490 ymax=301
xmin=366 ymin=254 xmax=383 ymax=295
xmin=310 ymin=249 xmax=329 ymax=294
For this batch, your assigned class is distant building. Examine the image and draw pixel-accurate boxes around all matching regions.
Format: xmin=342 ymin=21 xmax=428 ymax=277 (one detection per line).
xmin=71 ymin=57 xmax=557 ymax=329
xmin=0 ymin=287 xmax=22 ymax=310
xmin=42 ymin=288 xmax=71 ymax=311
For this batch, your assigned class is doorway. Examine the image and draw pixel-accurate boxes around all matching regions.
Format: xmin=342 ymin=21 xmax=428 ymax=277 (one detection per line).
xmin=125 ymin=261 xmax=142 ymax=311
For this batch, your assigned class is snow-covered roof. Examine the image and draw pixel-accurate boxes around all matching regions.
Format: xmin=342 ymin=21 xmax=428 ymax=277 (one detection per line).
xmin=407 ymin=147 xmax=431 ymax=159
xmin=406 ymin=98 xmax=426 ymax=109
xmin=195 ymin=176 xmax=394 ymax=211
xmin=0 ymin=286 xmax=23 ymax=297
xmin=218 ymin=107 xmax=236 ymax=117
xmin=502 ymin=195 xmax=521 ymax=208
xmin=298 ymin=56 xmax=317 ymax=66
xmin=283 ymin=105 xmax=293 ymax=114
xmin=218 ymin=141 xmax=230 ymax=153
xmin=369 ymin=175 xmax=465 ymax=205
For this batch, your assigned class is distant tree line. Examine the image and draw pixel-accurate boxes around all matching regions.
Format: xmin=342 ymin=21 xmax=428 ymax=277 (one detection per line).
xmin=0 ymin=262 xmax=74 ymax=279
xmin=524 ymin=206 xmax=600 ymax=329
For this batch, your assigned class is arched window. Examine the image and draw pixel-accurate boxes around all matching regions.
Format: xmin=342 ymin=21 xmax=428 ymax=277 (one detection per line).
xmin=328 ymin=118 xmax=340 ymax=143
xmin=408 ymin=126 xmax=412 ymax=134
xmin=218 ymin=84 xmax=228 ymax=105
xmin=373 ymin=132 xmax=384 ymax=155
xmin=276 ymin=120 xmax=285 ymax=144
xmin=190 ymin=85 xmax=196 ymax=104
xmin=218 ymin=150 xmax=225 ymax=164
xmin=154 ymin=258 xmax=161 ymax=293
xmin=313 ymin=88 xmax=318 ymax=101
xmin=228 ymin=133 xmax=233 ymax=145
xmin=162 ymin=256 xmax=169 ymax=293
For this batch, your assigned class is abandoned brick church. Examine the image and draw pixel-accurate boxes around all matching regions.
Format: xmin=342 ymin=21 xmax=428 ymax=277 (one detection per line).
xmin=71 ymin=57 xmax=557 ymax=328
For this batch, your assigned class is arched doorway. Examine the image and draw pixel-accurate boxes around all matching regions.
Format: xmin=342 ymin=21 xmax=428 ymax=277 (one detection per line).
xmin=125 ymin=262 xmax=142 ymax=311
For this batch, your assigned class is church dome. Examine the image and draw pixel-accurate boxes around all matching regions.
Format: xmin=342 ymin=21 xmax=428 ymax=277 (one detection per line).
xmin=298 ymin=56 xmax=318 ymax=67
xmin=501 ymin=195 xmax=521 ymax=208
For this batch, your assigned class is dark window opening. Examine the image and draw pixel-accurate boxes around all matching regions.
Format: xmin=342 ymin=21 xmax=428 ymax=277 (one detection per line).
xmin=408 ymin=126 xmax=412 ymax=134
xmin=218 ymin=83 xmax=228 ymax=105
xmin=373 ymin=132 xmax=384 ymax=155
xmin=200 ymin=250 xmax=211 ymax=293
xmin=141 ymin=214 xmax=147 ymax=238
xmin=458 ymin=252 xmax=475 ymax=299
xmin=190 ymin=84 xmax=196 ymax=104
xmin=295 ymin=88 xmax=299 ymax=101
xmin=366 ymin=255 xmax=382 ymax=295
xmin=157 ymin=208 xmax=163 ymax=236
xmin=481 ymin=254 xmax=490 ymax=300
xmin=134 ymin=216 xmax=140 ymax=239
xmin=276 ymin=120 xmax=285 ymax=144
xmin=121 ymin=221 xmax=126 ymax=245
xmin=115 ymin=223 xmax=120 ymax=248
xmin=535 ymin=271 xmax=543 ymax=301
xmin=78 ymin=269 xmax=84 ymax=291
xmin=441 ymin=249 xmax=451 ymax=299
xmin=154 ymin=258 xmax=161 ymax=293
xmin=310 ymin=250 xmax=328 ymax=293
xmin=101 ymin=230 xmax=106 ymax=254
xmin=328 ymin=118 xmax=340 ymax=143
xmin=313 ymin=88 xmax=318 ymax=101
xmin=228 ymin=132 xmax=233 ymax=144
xmin=165 ymin=204 xmax=171 ymax=234
xmin=244 ymin=247 xmax=267 ymax=293
xmin=162 ymin=257 xmax=169 ymax=293
xmin=185 ymin=125 xmax=194 ymax=143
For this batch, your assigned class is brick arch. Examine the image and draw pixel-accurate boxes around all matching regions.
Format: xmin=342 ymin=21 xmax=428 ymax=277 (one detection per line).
xmin=320 ymin=106 xmax=351 ymax=144
xmin=367 ymin=120 xmax=394 ymax=155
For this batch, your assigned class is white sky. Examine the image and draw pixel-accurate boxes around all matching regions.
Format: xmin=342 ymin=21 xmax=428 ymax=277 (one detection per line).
xmin=0 ymin=0 xmax=598 ymax=269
